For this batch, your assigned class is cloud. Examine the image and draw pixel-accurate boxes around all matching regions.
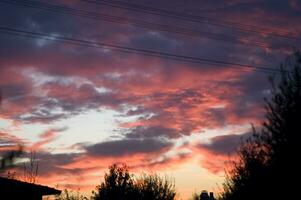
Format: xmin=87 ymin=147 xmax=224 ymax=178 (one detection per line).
xmin=39 ymin=126 xmax=68 ymax=139
xmin=0 ymin=131 xmax=24 ymax=153
xmin=83 ymin=138 xmax=173 ymax=157
xmin=198 ymin=132 xmax=253 ymax=155
xmin=31 ymin=126 xmax=69 ymax=150
xmin=125 ymin=125 xmax=181 ymax=139
xmin=193 ymin=131 xmax=253 ymax=174
xmin=289 ymin=0 xmax=301 ymax=11
xmin=129 ymin=31 xmax=181 ymax=51
xmin=19 ymin=151 xmax=82 ymax=177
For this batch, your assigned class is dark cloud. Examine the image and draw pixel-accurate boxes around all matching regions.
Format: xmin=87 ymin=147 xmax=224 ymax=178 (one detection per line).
xmin=7 ymin=81 xmax=119 ymax=123
xmin=22 ymin=151 xmax=82 ymax=176
xmin=199 ymin=131 xmax=253 ymax=155
xmin=125 ymin=126 xmax=181 ymax=139
xmin=17 ymin=110 xmax=69 ymax=124
xmin=125 ymin=105 xmax=149 ymax=116
xmin=129 ymin=32 xmax=181 ymax=51
xmin=0 ymin=84 xmax=30 ymax=101
xmin=0 ymin=0 xmax=298 ymax=127
xmin=0 ymin=132 xmax=24 ymax=154
xmin=84 ymin=138 xmax=172 ymax=157
xmin=146 ymin=151 xmax=191 ymax=168
xmin=216 ymin=72 xmax=270 ymax=122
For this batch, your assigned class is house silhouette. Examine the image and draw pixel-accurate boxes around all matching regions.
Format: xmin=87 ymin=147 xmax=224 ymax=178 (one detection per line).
xmin=0 ymin=177 xmax=61 ymax=200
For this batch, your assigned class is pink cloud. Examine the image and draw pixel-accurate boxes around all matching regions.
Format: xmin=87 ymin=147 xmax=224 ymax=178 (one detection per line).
xmin=30 ymin=127 xmax=68 ymax=151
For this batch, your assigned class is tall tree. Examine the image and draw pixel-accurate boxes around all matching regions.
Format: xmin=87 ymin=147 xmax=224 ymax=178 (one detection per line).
xmin=220 ymin=50 xmax=301 ymax=200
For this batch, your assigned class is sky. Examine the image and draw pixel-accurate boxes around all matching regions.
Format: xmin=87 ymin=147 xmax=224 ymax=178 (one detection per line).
xmin=0 ymin=0 xmax=301 ymax=199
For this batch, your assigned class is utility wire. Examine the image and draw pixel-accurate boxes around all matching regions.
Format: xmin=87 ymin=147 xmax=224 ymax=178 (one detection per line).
xmin=89 ymin=0 xmax=287 ymax=34
xmin=0 ymin=0 xmax=291 ymax=51
xmin=83 ymin=0 xmax=300 ymax=41
xmin=0 ymin=26 xmax=281 ymax=74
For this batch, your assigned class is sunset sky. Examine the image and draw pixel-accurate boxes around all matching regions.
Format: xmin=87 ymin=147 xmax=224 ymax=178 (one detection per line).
xmin=0 ymin=0 xmax=301 ymax=199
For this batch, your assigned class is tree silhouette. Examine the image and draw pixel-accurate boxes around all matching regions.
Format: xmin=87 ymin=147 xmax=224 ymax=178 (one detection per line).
xmin=22 ymin=151 xmax=39 ymax=183
xmin=92 ymin=164 xmax=137 ymax=200
xmin=92 ymin=164 xmax=176 ymax=200
xmin=55 ymin=189 xmax=89 ymax=200
xmin=220 ymin=50 xmax=301 ymax=200
xmin=135 ymin=174 xmax=176 ymax=200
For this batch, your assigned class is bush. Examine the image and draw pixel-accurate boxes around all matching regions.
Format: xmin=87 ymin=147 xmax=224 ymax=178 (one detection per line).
xmin=55 ymin=189 xmax=89 ymax=200
xmin=92 ymin=164 xmax=176 ymax=200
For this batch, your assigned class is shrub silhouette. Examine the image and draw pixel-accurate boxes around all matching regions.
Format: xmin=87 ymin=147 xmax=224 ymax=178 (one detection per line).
xmin=92 ymin=164 xmax=137 ymax=200
xmin=92 ymin=164 xmax=176 ymax=200
xmin=55 ymin=189 xmax=89 ymax=200
xmin=220 ymin=50 xmax=301 ymax=200
xmin=135 ymin=174 xmax=176 ymax=200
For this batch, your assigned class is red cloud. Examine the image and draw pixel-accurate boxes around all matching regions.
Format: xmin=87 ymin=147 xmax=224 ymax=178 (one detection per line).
xmin=30 ymin=127 xmax=68 ymax=151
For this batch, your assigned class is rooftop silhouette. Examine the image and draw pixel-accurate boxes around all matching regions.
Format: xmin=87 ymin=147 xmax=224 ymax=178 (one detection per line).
xmin=0 ymin=177 xmax=61 ymax=200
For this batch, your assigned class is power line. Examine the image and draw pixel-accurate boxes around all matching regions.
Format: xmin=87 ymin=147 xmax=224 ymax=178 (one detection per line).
xmin=0 ymin=0 xmax=276 ymax=49
xmin=0 ymin=26 xmax=281 ymax=74
xmin=0 ymin=0 xmax=291 ymax=51
xmin=83 ymin=0 xmax=300 ymax=41
xmin=89 ymin=0 xmax=297 ymax=38
xmin=90 ymin=0 xmax=285 ymax=34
